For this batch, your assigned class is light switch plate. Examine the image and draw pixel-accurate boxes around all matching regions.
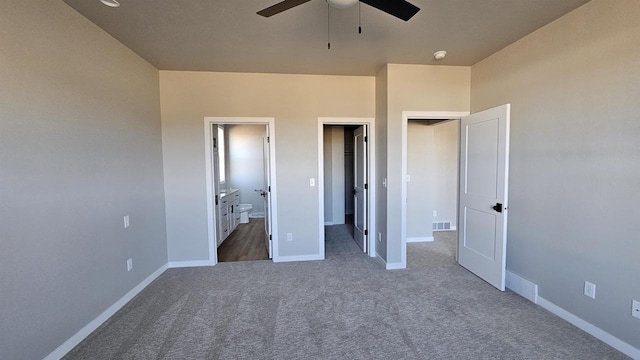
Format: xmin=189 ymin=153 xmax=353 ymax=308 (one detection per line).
xmin=309 ymin=178 xmax=315 ymax=187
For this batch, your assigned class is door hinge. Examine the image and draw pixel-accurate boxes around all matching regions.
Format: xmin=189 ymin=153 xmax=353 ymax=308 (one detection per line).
xmin=364 ymin=136 xmax=368 ymax=142
xmin=215 ymin=195 xmax=219 ymax=205
xmin=364 ymin=229 xmax=368 ymax=236
xmin=269 ymin=234 xmax=272 ymax=240
xmin=267 ymin=136 xmax=270 ymax=143
xmin=364 ymin=183 xmax=368 ymax=190
xmin=213 ymin=137 xmax=217 ymax=148
xmin=268 ymin=186 xmax=271 ymax=192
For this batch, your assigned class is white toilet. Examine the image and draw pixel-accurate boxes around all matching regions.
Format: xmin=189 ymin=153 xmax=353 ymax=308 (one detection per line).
xmin=238 ymin=204 xmax=253 ymax=224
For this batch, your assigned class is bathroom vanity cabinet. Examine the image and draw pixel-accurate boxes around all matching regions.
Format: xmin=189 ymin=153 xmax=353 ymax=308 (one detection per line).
xmin=218 ymin=189 xmax=241 ymax=247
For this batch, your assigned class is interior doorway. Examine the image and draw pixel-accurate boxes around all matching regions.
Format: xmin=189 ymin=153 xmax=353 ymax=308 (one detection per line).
xmin=204 ymin=117 xmax=278 ymax=265
xmin=405 ymin=118 xmax=460 ymax=266
xmin=322 ymin=125 xmax=362 ymax=247
xmin=400 ymin=106 xmax=511 ymax=291
xmin=318 ymin=117 xmax=375 ymax=258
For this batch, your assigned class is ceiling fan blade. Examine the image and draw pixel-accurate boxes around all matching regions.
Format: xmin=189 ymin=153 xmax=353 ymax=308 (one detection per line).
xmin=361 ymin=0 xmax=420 ymax=21
xmin=257 ymin=0 xmax=313 ymax=17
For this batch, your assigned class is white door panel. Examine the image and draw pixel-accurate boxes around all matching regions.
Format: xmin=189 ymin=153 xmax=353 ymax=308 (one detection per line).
xmin=353 ymin=126 xmax=367 ymax=252
xmin=263 ymin=130 xmax=273 ymax=259
xmin=458 ymin=104 xmax=510 ymax=291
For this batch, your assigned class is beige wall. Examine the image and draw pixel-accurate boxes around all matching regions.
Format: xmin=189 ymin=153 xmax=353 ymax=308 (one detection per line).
xmin=375 ymin=66 xmax=389 ymax=260
xmin=471 ymin=0 xmax=640 ymax=349
xmin=433 ymin=120 xmax=459 ymax=225
xmin=384 ymin=64 xmax=470 ymax=265
xmin=406 ymin=120 xmax=459 ymax=240
xmin=323 ymin=126 xmax=346 ymax=225
xmin=227 ymin=124 xmax=266 ymax=214
xmin=0 ymin=1 xmax=166 ymax=359
xmin=159 ymin=71 xmax=374 ymax=261
xmin=406 ymin=122 xmax=435 ymax=239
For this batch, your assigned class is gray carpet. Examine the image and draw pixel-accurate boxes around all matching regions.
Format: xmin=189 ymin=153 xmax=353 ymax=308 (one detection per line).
xmin=64 ymin=227 xmax=628 ymax=359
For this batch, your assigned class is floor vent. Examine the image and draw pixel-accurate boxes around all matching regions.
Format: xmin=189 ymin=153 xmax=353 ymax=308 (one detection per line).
xmin=432 ymin=221 xmax=452 ymax=231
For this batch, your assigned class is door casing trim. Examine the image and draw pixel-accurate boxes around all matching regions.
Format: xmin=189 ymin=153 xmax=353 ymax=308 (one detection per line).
xmin=204 ymin=117 xmax=278 ymax=264
xmin=318 ymin=117 xmax=376 ymax=259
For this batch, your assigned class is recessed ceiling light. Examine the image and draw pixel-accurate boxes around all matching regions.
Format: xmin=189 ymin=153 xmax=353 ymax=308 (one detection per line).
xmin=99 ymin=0 xmax=120 ymax=8
xmin=433 ymin=50 xmax=447 ymax=60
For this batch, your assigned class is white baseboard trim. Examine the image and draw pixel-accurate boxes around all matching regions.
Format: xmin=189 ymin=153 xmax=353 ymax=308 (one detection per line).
xmin=273 ymin=254 xmax=324 ymax=263
xmin=385 ymin=261 xmax=406 ymax=270
xmin=506 ymin=271 xmax=538 ymax=303
xmin=406 ymin=236 xmax=434 ymax=243
xmin=375 ymin=251 xmax=406 ymax=270
xmin=168 ymin=260 xmax=215 ymax=268
xmin=324 ymin=221 xmax=334 ymax=226
xmin=44 ymin=263 xmax=168 ymax=360
xmin=537 ymin=296 xmax=640 ymax=359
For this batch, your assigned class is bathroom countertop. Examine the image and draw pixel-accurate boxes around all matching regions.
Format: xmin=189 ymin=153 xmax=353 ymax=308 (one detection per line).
xmin=219 ymin=188 xmax=238 ymax=198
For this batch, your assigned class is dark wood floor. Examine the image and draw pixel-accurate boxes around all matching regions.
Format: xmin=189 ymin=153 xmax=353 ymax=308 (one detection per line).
xmin=217 ymin=218 xmax=269 ymax=262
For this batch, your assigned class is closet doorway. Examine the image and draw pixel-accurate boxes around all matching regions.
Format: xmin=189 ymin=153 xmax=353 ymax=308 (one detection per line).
xmin=318 ymin=117 xmax=375 ymax=258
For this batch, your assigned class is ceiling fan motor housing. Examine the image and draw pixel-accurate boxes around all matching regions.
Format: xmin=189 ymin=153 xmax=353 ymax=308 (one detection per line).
xmin=327 ymin=0 xmax=359 ymax=9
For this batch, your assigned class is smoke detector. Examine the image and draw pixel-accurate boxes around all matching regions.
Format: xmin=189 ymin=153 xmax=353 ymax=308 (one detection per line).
xmin=433 ymin=50 xmax=447 ymax=60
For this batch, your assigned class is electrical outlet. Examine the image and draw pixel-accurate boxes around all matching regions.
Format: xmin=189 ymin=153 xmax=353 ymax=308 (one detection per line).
xmin=433 ymin=210 xmax=438 ymax=217
xmin=584 ymin=281 xmax=596 ymax=299
xmin=382 ymin=178 xmax=387 ymax=188
xmin=287 ymin=233 xmax=293 ymax=242
xmin=406 ymin=174 xmax=411 ymax=182
xmin=632 ymin=300 xmax=640 ymax=320
xmin=126 ymin=258 xmax=133 ymax=272
xmin=309 ymin=178 xmax=315 ymax=187
xmin=123 ymin=215 xmax=130 ymax=228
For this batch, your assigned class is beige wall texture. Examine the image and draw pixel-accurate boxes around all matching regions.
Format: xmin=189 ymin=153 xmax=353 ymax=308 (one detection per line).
xmin=471 ymin=0 xmax=640 ymax=349
xmin=384 ymin=64 xmax=470 ymax=265
xmin=227 ymin=124 xmax=267 ymax=214
xmin=0 ymin=1 xmax=167 ymax=359
xmin=323 ymin=126 xmax=346 ymax=225
xmin=432 ymin=120 xmax=459 ymax=225
xmin=159 ymin=71 xmax=374 ymax=261
xmin=406 ymin=121 xmax=435 ymax=239
xmin=406 ymin=120 xmax=459 ymax=240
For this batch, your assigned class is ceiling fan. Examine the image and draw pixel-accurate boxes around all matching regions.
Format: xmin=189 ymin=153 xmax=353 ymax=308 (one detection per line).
xmin=257 ymin=0 xmax=420 ymax=22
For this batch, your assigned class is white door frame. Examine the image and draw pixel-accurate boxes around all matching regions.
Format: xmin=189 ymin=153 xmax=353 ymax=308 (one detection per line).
xmin=318 ymin=117 xmax=376 ymax=258
xmin=401 ymin=111 xmax=469 ymax=268
xmin=204 ymin=117 xmax=278 ymax=265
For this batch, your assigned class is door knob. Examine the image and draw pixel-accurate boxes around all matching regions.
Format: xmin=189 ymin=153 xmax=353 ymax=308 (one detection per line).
xmin=492 ymin=203 xmax=503 ymax=213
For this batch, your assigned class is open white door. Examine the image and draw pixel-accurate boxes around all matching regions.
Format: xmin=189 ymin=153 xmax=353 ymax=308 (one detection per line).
xmin=212 ymin=124 xmax=222 ymax=248
xmin=353 ymin=126 xmax=368 ymax=252
xmin=263 ymin=129 xmax=273 ymax=258
xmin=458 ymin=104 xmax=510 ymax=291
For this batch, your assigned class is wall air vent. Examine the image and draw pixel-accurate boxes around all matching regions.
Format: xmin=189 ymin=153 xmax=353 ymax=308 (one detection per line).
xmin=432 ymin=221 xmax=452 ymax=231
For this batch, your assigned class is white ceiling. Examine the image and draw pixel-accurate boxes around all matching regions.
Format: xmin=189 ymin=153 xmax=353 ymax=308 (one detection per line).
xmin=62 ymin=0 xmax=590 ymax=76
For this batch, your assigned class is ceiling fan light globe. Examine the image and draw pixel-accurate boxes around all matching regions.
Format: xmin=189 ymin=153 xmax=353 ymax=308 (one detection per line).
xmin=326 ymin=0 xmax=359 ymax=9
xmin=99 ymin=0 xmax=120 ymax=7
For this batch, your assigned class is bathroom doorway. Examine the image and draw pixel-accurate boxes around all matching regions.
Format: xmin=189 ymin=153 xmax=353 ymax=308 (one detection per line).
xmin=318 ymin=117 xmax=375 ymax=258
xmin=204 ymin=118 xmax=278 ymax=264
